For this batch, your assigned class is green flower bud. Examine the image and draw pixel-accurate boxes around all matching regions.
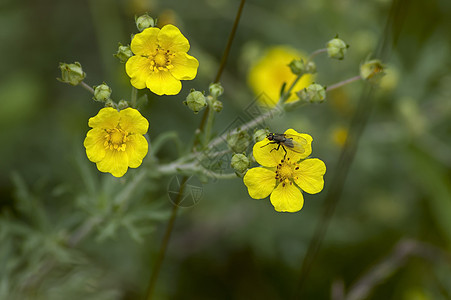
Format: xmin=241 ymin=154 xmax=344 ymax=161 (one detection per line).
xmin=360 ymin=59 xmax=384 ymax=80
xmin=58 ymin=62 xmax=86 ymax=86
xmin=288 ymin=59 xmax=305 ymax=75
xmin=93 ymin=83 xmax=112 ymax=102
xmin=135 ymin=14 xmax=155 ymax=32
xmin=212 ymin=100 xmax=223 ymax=112
xmin=253 ymin=129 xmax=268 ymax=143
xmin=184 ymin=90 xmax=207 ymax=114
xmin=104 ymin=99 xmax=117 ymax=108
xmin=327 ymin=38 xmax=348 ymax=60
xmin=305 ymin=61 xmax=317 ymax=74
xmin=114 ymin=43 xmax=133 ymax=63
xmin=231 ymin=153 xmax=250 ymax=174
xmin=118 ymin=99 xmax=129 ymax=109
xmin=227 ymin=130 xmax=250 ymax=153
xmin=209 ymin=82 xmax=224 ymax=98
xmin=297 ymin=83 xmax=326 ymax=103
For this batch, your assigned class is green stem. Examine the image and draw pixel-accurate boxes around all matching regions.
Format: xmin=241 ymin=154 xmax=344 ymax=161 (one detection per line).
xmin=131 ymin=87 xmax=138 ymax=108
xmin=203 ymin=97 xmax=216 ymax=145
xmin=326 ymin=75 xmax=361 ymax=92
xmin=308 ymin=48 xmax=327 ymax=61
xmin=80 ymin=81 xmax=95 ymax=94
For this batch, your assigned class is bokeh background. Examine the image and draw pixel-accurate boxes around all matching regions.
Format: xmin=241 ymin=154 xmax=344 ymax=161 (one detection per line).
xmin=1 ymin=0 xmax=451 ymax=299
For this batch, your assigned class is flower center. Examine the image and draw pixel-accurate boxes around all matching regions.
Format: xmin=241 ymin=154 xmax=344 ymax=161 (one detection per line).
xmin=148 ymin=48 xmax=175 ymax=73
xmin=104 ymin=128 xmax=128 ymax=151
xmin=275 ymin=158 xmax=298 ymax=187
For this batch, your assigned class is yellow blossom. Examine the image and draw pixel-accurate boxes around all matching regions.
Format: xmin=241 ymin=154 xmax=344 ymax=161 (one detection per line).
xmin=248 ymin=46 xmax=314 ymax=106
xmin=243 ymin=129 xmax=325 ymax=212
xmin=84 ymin=107 xmax=149 ymax=177
xmin=126 ymin=24 xmax=199 ymax=95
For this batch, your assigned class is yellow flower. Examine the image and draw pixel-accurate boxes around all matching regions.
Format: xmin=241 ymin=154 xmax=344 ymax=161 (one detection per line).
xmin=84 ymin=107 xmax=149 ymax=177
xmin=248 ymin=46 xmax=314 ymax=106
xmin=243 ymin=129 xmax=326 ymax=212
xmin=126 ymin=24 xmax=199 ymax=96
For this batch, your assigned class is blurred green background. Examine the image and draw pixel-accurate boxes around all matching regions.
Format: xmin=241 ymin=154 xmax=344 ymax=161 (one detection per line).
xmin=1 ymin=0 xmax=451 ymax=299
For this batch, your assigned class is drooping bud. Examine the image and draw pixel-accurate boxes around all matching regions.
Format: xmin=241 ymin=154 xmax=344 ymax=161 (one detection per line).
xmin=93 ymin=83 xmax=112 ymax=102
xmin=135 ymin=14 xmax=155 ymax=32
xmin=326 ymin=37 xmax=349 ymax=60
xmin=209 ymin=82 xmax=224 ymax=98
xmin=114 ymin=43 xmax=133 ymax=63
xmin=231 ymin=153 xmax=250 ymax=174
xmin=288 ymin=59 xmax=306 ymax=75
xmin=58 ymin=62 xmax=86 ymax=86
xmin=184 ymin=90 xmax=207 ymax=114
xmin=227 ymin=130 xmax=251 ymax=153
xmin=297 ymin=83 xmax=326 ymax=103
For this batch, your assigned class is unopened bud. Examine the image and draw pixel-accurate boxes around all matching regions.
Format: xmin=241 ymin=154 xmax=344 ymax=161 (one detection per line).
xmin=360 ymin=59 xmax=384 ymax=80
xmin=327 ymin=37 xmax=348 ymax=60
xmin=227 ymin=130 xmax=250 ymax=153
xmin=93 ymin=83 xmax=112 ymax=102
xmin=118 ymin=100 xmax=129 ymax=109
xmin=297 ymin=83 xmax=326 ymax=103
xmin=212 ymin=100 xmax=223 ymax=112
xmin=58 ymin=62 xmax=86 ymax=86
xmin=288 ymin=59 xmax=306 ymax=75
xmin=114 ymin=43 xmax=133 ymax=63
xmin=184 ymin=90 xmax=207 ymax=114
xmin=209 ymin=82 xmax=224 ymax=98
xmin=231 ymin=153 xmax=250 ymax=174
xmin=135 ymin=14 xmax=155 ymax=32
xmin=104 ymin=99 xmax=117 ymax=108
xmin=253 ymin=129 xmax=269 ymax=143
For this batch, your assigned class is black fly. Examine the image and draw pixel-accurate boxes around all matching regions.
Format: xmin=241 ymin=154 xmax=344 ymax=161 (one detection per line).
xmin=261 ymin=133 xmax=307 ymax=158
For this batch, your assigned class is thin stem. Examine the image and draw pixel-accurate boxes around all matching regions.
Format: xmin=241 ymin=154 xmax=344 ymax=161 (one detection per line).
xmin=308 ymin=48 xmax=327 ymax=61
xmin=326 ymin=75 xmax=361 ymax=92
xmin=80 ymin=81 xmax=95 ymax=94
xmin=197 ymin=0 xmax=246 ymax=139
xmin=145 ymin=177 xmax=186 ymax=300
xmin=131 ymin=87 xmax=138 ymax=108
xmin=203 ymin=97 xmax=216 ymax=145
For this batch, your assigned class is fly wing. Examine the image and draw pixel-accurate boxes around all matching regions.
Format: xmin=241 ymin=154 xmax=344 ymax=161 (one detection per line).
xmin=283 ymin=134 xmax=308 ymax=154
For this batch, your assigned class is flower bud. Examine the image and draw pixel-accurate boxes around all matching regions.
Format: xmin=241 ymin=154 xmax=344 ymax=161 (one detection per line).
xmin=104 ymin=99 xmax=117 ymax=108
xmin=184 ymin=90 xmax=207 ymax=114
xmin=212 ymin=100 xmax=223 ymax=112
xmin=360 ymin=59 xmax=384 ymax=80
xmin=93 ymin=83 xmax=112 ymax=102
xmin=135 ymin=14 xmax=155 ymax=32
xmin=305 ymin=61 xmax=317 ymax=74
xmin=297 ymin=83 xmax=326 ymax=103
xmin=118 ymin=99 xmax=129 ymax=109
xmin=231 ymin=153 xmax=250 ymax=174
xmin=114 ymin=43 xmax=133 ymax=63
xmin=58 ymin=62 xmax=86 ymax=86
xmin=326 ymin=38 xmax=348 ymax=60
xmin=227 ymin=130 xmax=250 ymax=153
xmin=288 ymin=59 xmax=306 ymax=75
xmin=209 ymin=82 xmax=224 ymax=98
xmin=253 ymin=129 xmax=268 ymax=143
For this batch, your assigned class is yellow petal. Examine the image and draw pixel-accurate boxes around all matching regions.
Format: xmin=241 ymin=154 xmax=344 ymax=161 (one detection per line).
xmin=146 ymin=70 xmax=181 ymax=95
xmin=126 ymin=56 xmax=153 ymax=89
xmin=270 ymin=182 xmax=304 ymax=212
xmin=253 ymin=139 xmax=284 ymax=167
xmin=126 ymin=134 xmax=149 ymax=168
xmin=96 ymin=149 xmax=129 ymax=177
xmin=293 ymin=158 xmax=326 ymax=194
xmin=130 ymin=27 xmax=159 ymax=56
xmin=170 ymin=52 xmax=199 ymax=80
xmin=158 ymin=24 xmax=190 ymax=53
xmin=243 ymin=167 xmax=276 ymax=199
xmin=84 ymin=128 xmax=106 ymax=163
xmin=88 ymin=107 xmax=119 ymax=129
xmin=284 ymin=128 xmax=313 ymax=160
xmin=119 ymin=108 xmax=149 ymax=134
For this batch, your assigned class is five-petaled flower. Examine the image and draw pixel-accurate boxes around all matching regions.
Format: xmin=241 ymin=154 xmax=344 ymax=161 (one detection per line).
xmin=126 ymin=24 xmax=199 ymax=96
xmin=84 ymin=107 xmax=149 ymax=177
xmin=243 ymin=129 xmax=326 ymax=212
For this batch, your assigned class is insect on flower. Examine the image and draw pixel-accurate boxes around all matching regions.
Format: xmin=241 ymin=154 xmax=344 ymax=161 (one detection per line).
xmin=261 ymin=133 xmax=308 ymax=158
